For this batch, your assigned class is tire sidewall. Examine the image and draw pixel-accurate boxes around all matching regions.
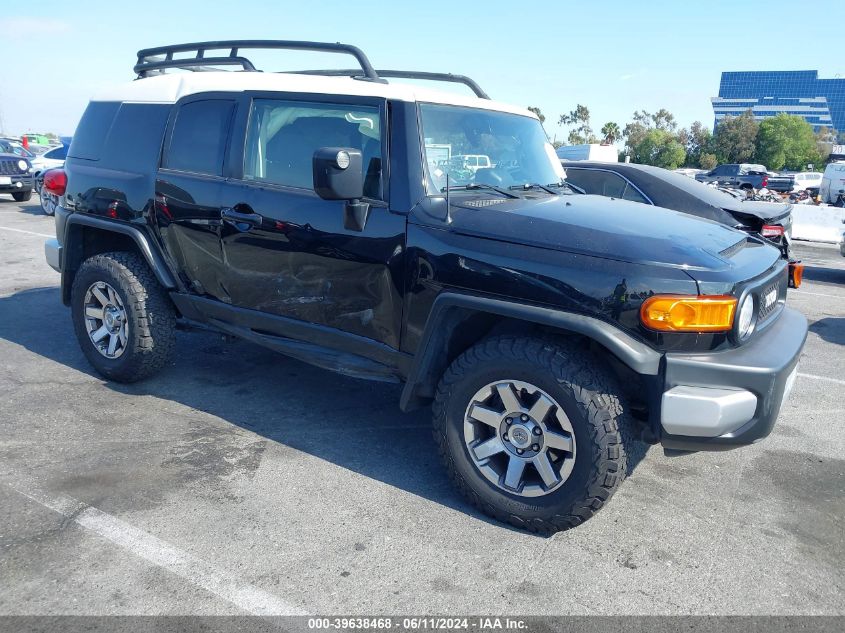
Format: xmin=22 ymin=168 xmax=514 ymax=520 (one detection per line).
xmin=442 ymin=353 xmax=606 ymax=519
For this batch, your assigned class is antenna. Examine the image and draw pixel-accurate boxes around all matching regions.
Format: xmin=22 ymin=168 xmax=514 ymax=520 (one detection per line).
xmin=445 ymin=172 xmax=452 ymax=224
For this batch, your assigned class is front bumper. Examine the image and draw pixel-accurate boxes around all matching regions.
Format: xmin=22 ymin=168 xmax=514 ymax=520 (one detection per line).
xmin=659 ymin=306 xmax=807 ymax=451
xmin=0 ymin=174 xmax=33 ymax=192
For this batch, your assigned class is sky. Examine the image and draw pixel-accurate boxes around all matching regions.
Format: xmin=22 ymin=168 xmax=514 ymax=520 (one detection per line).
xmin=0 ymin=0 xmax=842 ymax=140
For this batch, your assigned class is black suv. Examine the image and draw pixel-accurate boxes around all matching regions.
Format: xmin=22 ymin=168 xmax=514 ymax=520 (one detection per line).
xmin=44 ymin=41 xmax=807 ymax=533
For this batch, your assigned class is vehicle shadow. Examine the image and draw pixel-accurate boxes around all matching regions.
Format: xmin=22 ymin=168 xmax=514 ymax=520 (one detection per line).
xmin=0 ymin=287 xmax=649 ymax=534
xmin=0 ymin=197 xmax=43 ymax=216
xmin=809 ymin=317 xmax=845 ymax=346
xmin=802 ymin=263 xmax=845 ymax=285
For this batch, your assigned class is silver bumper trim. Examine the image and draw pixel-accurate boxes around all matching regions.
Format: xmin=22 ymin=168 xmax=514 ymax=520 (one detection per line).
xmin=661 ymin=386 xmax=758 ymax=438
xmin=45 ymin=238 xmax=61 ymax=272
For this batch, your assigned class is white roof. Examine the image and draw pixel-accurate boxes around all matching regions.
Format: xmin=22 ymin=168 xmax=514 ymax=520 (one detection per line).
xmin=92 ymin=72 xmax=534 ymax=117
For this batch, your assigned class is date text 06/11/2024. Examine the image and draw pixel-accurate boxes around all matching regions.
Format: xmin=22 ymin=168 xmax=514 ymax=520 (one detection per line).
xmin=307 ymin=617 xmax=528 ymax=630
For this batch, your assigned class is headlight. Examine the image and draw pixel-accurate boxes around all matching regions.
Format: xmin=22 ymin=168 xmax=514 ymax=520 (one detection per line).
xmin=737 ymin=294 xmax=756 ymax=339
xmin=17 ymin=159 xmax=28 ymax=171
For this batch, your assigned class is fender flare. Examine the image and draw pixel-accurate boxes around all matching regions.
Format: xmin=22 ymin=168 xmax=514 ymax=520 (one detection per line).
xmin=61 ymin=213 xmax=177 ymax=303
xmin=399 ymin=291 xmax=662 ymax=411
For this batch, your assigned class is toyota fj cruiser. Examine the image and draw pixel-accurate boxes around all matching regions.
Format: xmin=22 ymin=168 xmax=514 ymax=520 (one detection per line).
xmin=44 ymin=41 xmax=807 ymax=533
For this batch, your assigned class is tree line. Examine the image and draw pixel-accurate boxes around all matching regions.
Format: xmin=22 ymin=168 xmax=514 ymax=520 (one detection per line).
xmin=529 ymin=105 xmax=836 ymax=171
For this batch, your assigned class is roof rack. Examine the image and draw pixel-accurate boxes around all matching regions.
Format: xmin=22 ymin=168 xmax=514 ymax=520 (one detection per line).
xmin=134 ymin=40 xmax=490 ymax=99
xmin=135 ymin=40 xmax=382 ymax=81
xmin=289 ymin=69 xmax=490 ymax=99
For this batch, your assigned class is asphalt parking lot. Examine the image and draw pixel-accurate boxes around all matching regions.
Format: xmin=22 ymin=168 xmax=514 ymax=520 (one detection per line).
xmin=0 ymin=195 xmax=843 ymax=616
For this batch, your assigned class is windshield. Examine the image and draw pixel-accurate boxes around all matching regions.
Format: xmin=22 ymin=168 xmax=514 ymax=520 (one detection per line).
xmin=419 ymin=104 xmax=565 ymax=193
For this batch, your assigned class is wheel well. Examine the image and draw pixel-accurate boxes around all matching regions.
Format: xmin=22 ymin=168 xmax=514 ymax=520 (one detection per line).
xmin=61 ymin=225 xmax=146 ymax=304
xmin=403 ymin=308 xmax=647 ymax=412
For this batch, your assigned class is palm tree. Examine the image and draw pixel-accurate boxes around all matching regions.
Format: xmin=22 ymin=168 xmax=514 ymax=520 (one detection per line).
xmin=601 ymin=122 xmax=621 ymax=144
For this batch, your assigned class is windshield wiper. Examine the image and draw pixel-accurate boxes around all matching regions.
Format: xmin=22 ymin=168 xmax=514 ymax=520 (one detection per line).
xmin=544 ymin=181 xmax=585 ymax=194
xmin=509 ymin=183 xmax=559 ymax=195
xmin=441 ymin=183 xmax=519 ymax=199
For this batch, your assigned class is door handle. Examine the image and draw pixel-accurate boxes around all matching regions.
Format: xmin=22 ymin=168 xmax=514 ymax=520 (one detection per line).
xmin=221 ymin=207 xmax=263 ymax=228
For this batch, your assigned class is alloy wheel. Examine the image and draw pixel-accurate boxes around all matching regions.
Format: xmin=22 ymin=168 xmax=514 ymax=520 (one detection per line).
xmin=83 ymin=281 xmax=129 ymax=359
xmin=463 ymin=380 xmax=576 ymax=497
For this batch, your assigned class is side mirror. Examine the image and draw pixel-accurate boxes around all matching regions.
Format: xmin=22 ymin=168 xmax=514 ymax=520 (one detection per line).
xmin=313 ymin=147 xmax=370 ymax=232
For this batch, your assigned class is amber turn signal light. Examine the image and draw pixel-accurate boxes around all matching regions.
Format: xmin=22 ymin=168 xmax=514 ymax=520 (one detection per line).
xmin=789 ymin=262 xmax=804 ymax=289
xmin=640 ymin=295 xmax=737 ymax=332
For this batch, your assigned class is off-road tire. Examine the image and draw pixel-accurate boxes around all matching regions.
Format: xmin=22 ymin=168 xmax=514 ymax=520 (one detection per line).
xmin=71 ymin=252 xmax=176 ymax=382
xmin=433 ymin=335 xmax=632 ymax=534
xmin=12 ymin=190 xmax=32 ymax=202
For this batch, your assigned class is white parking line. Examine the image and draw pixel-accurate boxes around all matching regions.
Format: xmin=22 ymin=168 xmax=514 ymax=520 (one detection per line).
xmin=0 ymin=225 xmax=53 ymax=238
xmin=6 ymin=480 xmax=306 ymax=616
xmin=798 ymin=372 xmax=845 ymax=386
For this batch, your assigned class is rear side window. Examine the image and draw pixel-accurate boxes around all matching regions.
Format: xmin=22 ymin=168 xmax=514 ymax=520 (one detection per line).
xmin=565 ymin=169 xmax=626 ymax=197
xmin=100 ymin=104 xmax=171 ymax=172
xmin=68 ymin=101 xmax=120 ymax=160
xmin=164 ymin=100 xmax=234 ymax=176
xmin=621 ymin=183 xmax=648 ymax=204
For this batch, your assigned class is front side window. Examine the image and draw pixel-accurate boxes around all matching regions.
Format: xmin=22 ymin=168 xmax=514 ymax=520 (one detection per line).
xmin=419 ymin=104 xmax=564 ymax=193
xmin=164 ymin=100 xmax=234 ymax=176
xmin=243 ymin=99 xmax=383 ymax=199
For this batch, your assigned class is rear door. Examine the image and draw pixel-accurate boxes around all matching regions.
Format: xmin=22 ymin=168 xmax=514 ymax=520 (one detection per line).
xmin=213 ymin=94 xmax=406 ymax=349
xmin=154 ymin=96 xmax=236 ymax=299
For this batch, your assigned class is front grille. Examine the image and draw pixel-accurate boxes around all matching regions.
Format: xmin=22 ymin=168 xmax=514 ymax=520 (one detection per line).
xmin=0 ymin=159 xmax=24 ymax=176
xmin=757 ymin=279 xmax=782 ymax=322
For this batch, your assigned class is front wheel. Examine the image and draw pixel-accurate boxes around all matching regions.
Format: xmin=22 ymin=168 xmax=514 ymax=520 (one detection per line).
xmin=71 ymin=252 xmax=176 ymax=382
xmin=433 ymin=336 xmax=631 ymax=534
xmin=12 ymin=190 xmax=32 ymax=202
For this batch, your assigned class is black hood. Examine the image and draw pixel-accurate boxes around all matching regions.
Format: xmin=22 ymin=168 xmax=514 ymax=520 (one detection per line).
xmin=441 ymin=193 xmax=780 ymax=274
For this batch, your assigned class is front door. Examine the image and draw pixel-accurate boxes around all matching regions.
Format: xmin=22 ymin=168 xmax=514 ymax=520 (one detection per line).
xmin=216 ymin=95 xmax=405 ymax=349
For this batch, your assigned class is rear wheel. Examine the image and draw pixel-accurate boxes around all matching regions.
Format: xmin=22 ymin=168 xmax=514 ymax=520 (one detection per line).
xmin=71 ymin=252 xmax=176 ymax=382
xmin=39 ymin=187 xmax=56 ymax=215
xmin=433 ymin=336 xmax=631 ymax=534
xmin=12 ymin=190 xmax=32 ymax=202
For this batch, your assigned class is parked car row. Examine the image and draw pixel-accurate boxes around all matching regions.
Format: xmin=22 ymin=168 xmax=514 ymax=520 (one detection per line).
xmin=0 ymin=137 xmax=69 ymax=214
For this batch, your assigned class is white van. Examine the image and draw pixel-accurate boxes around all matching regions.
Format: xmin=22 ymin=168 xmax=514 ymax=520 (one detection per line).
xmin=819 ymin=162 xmax=845 ymax=204
xmin=555 ymin=143 xmax=618 ymax=163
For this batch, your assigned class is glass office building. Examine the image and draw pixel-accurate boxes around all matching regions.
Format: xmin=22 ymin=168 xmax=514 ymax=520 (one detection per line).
xmin=711 ymin=71 xmax=845 ymax=133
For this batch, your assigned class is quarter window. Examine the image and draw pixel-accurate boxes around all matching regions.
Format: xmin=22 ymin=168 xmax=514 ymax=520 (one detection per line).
xmin=164 ymin=100 xmax=234 ymax=176
xmin=243 ymin=99 xmax=383 ymax=199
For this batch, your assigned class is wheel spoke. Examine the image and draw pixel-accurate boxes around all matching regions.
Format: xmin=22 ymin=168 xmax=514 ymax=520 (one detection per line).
xmin=533 ymin=453 xmax=560 ymax=488
xmin=118 ymin=328 xmax=127 ymax=347
xmin=472 ymin=437 xmax=505 ymax=461
xmin=468 ymin=403 xmax=503 ymax=428
xmin=85 ymin=306 xmax=104 ymax=320
xmin=107 ymin=285 xmax=117 ymax=305
xmin=91 ymin=325 xmax=110 ymax=343
xmin=495 ymin=383 xmax=521 ymax=413
xmin=527 ymin=394 xmax=554 ymax=423
xmin=91 ymin=286 xmax=109 ymax=307
xmin=544 ymin=431 xmax=574 ymax=453
xmin=503 ymin=456 xmax=527 ymax=490
xmin=106 ymin=333 xmax=118 ymax=356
